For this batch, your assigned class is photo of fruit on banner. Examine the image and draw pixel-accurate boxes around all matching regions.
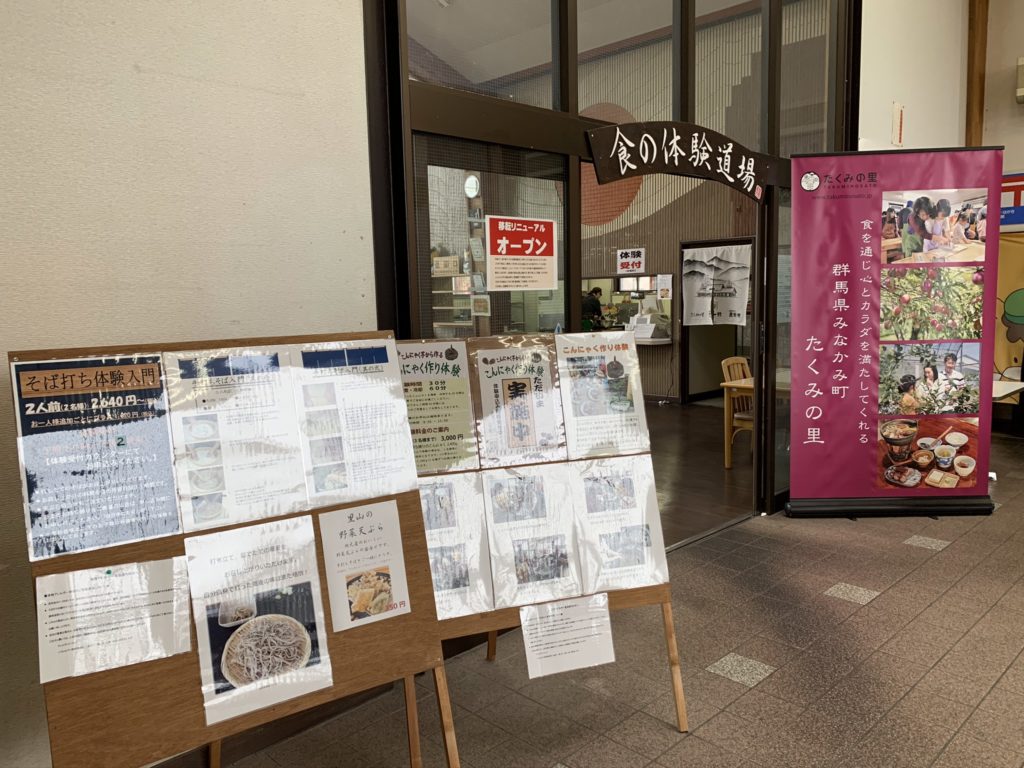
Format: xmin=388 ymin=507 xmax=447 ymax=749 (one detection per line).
xmin=879 ymin=342 xmax=981 ymax=416
xmin=877 ymin=416 xmax=979 ymax=491
xmin=881 ymin=267 xmax=984 ymax=341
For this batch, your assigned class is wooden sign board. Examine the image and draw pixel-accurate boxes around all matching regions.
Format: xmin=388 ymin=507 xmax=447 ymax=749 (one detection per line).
xmin=11 ymin=333 xmax=453 ymax=768
xmin=434 ymin=334 xmax=689 ymax=733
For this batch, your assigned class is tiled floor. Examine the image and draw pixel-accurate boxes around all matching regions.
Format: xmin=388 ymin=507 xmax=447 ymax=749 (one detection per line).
xmin=235 ymin=436 xmax=1024 ymax=768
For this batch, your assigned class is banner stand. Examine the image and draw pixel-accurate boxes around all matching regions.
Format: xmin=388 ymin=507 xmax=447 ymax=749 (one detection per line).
xmin=786 ymin=496 xmax=994 ymax=518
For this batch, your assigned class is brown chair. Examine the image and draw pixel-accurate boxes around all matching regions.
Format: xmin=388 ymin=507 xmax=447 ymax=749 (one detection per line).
xmin=721 ymin=356 xmax=753 ymax=469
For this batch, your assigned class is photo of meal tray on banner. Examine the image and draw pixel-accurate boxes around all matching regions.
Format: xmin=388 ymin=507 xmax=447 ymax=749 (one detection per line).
xmin=418 ymin=472 xmax=494 ymax=619
xmin=482 ymin=463 xmax=582 ymax=608
xmin=164 ymin=348 xmax=307 ymax=531
xmin=555 ymin=331 xmax=650 ymax=459
xmin=471 ymin=337 xmax=567 ymax=468
xmin=184 ymin=516 xmax=333 ymax=725
xmin=290 ymin=339 xmax=418 ymax=505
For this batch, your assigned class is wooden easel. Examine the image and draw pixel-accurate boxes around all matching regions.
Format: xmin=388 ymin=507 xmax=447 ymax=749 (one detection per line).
xmin=13 ymin=333 xmax=462 ymax=768
xmin=441 ymin=583 xmax=689 ymax=733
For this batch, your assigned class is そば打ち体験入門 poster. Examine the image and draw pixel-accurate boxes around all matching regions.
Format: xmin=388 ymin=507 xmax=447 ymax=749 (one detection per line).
xmin=13 ymin=355 xmax=180 ymax=560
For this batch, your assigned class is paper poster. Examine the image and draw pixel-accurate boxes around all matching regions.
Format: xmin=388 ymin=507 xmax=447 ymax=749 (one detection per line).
xmin=473 ymin=343 xmax=567 ymax=467
xmin=418 ymin=473 xmax=494 ymax=620
xmin=12 ymin=355 xmax=180 ymax=560
xmin=471 ymin=295 xmax=492 ymax=317
xmin=164 ymin=348 xmax=306 ymax=531
xmin=485 ymin=215 xmax=558 ymax=291
xmin=318 ymin=500 xmax=411 ymax=632
xmin=790 ymin=149 xmax=1001 ymax=503
xmin=682 ymin=245 xmax=751 ymax=326
xmin=291 ymin=340 xmax=418 ymax=505
xmin=520 ymin=594 xmax=615 ymax=679
xmin=36 ymin=557 xmax=191 ymax=683
xmin=616 ymin=248 xmax=645 ymax=275
xmin=482 ymin=464 xmax=583 ymax=608
xmin=570 ymin=455 xmax=668 ymax=593
xmin=398 ymin=341 xmax=479 ymax=475
xmin=656 ymin=274 xmax=673 ymax=300
xmin=184 ymin=516 xmax=332 ymax=725
xmin=555 ymin=332 xmax=650 ymax=459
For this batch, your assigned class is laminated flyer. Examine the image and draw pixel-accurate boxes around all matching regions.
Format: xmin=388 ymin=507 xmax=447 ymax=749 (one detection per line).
xmin=418 ymin=473 xmax=494 ymax=619
xmin=398 ymin=340 xmax=480 ymax=475
xmin=164 ymin=348 xmax=307 ymax=531
xmin=319 ymin=500 xmax=412 ymax=632
xmin=521 ymin=593 xmax=615 ymax=679
xmin=473 ymin=341 xmax=567 ymax=467
xmin=12 ymin=355 xmax=180 ymax=560
xmin=555 ymin=332 xmax=650 ymax=459
xmin=291 ymin=339 xmax=418 ymax=504
xmin=482 ymin=464 xmax=583 ymax=608
xmin=184 ymin=516 xmax=332 ymax=725
xmin=570 ymin=455 xmax=668 ymax=593
xmin=36 ymin=557 xmax=191 ymax=683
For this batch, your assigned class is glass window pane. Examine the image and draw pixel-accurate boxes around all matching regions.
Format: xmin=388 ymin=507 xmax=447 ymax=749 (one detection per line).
xmin=406 ymin=0 xmax=553 ymax=109
xmin=412 ymin=134 xmax=566 ymax=338
xmin=776 ymin=189 xmax=793 ymax=494
xmin=695 ymin=1 xmax=762 ymax=152
xmin=577 ymin=0 xmax=674 ymax=123
xmin=780 ymin=0 xmax=832 ymax=155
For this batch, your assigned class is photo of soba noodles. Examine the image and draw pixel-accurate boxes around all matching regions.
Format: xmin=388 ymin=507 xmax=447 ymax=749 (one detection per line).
xmin=205 ymin=582 xmax=321 ymax=695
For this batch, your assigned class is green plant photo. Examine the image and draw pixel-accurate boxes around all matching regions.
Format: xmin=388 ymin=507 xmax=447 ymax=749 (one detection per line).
xmin=880 ymin=267 xmax=983 ymax=341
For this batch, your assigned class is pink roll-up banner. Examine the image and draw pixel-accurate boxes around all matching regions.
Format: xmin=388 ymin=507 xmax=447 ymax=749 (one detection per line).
xmin=789 ymin=149 xmax=1001 ymax=512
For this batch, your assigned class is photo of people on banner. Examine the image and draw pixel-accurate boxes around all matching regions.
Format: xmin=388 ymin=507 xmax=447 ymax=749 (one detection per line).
xmin=879 ymin=342 xmax=981 ymax=416
xmin=880 ymin=188 xmax=988 ymax=264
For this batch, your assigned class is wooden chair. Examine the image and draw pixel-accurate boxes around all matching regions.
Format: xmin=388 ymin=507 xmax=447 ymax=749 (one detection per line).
xmin=721 ymin=356 xmax=754 ymax=469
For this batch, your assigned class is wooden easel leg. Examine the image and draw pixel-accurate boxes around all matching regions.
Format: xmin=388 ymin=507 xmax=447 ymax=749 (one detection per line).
xmin=208 ymin=740 xmax=222 ymax=768
xmin=660 ymin=601 xmax=690 ymax=733
xmin=433 ymin=664 xmax=462 ymax=768
xmin=486 ymin=630 xmax=498 ymax=661
xmin=404 ymin=675 xmax=423 ymax=768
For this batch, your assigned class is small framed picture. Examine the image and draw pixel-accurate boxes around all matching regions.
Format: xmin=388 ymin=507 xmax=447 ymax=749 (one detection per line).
xmin=471 ymin=295 xmax=492 ymax=317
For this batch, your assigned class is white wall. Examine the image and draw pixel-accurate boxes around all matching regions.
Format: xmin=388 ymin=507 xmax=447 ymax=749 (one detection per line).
xmin=984 ymin=0 xmax=1024 ymax=170
xmin=0 ymin=2 xmax=376 ymax=765
xmin=858 ymin=0 xmax=969 ymax=150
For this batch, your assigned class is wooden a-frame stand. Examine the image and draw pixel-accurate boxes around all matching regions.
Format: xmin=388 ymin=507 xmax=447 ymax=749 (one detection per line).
xmin=441 ymin=583 xmax=689 ymax=734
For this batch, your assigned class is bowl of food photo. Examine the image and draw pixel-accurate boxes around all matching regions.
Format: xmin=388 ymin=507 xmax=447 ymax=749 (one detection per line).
xmin=881 ymin=420 xmax=918 ymax=462
xmin=934 ymin=445 xmax=956 ymax=470
xmin=954 ymin=455 xmax=977 ymax=477
xmin=945 ymin=432 xmax=969 ymax=450
xmin=911 ymin=450 xmax=934 ymax=470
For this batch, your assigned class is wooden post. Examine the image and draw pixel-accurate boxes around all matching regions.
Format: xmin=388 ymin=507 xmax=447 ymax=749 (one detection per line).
xmin=660 ymin=602 xmax=689 ymax=733
xmin=966 ymin=0 xmax=989 ymax=145
xmin=207 ymin=740 xmax=222 ymax=768
xmin=403 ymin=676 xmax=423 ymax=768
xmin=486 ymin=630 xmax=498 ymax=661
xmin=433 ymin=665 xmax=461 ymax=768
